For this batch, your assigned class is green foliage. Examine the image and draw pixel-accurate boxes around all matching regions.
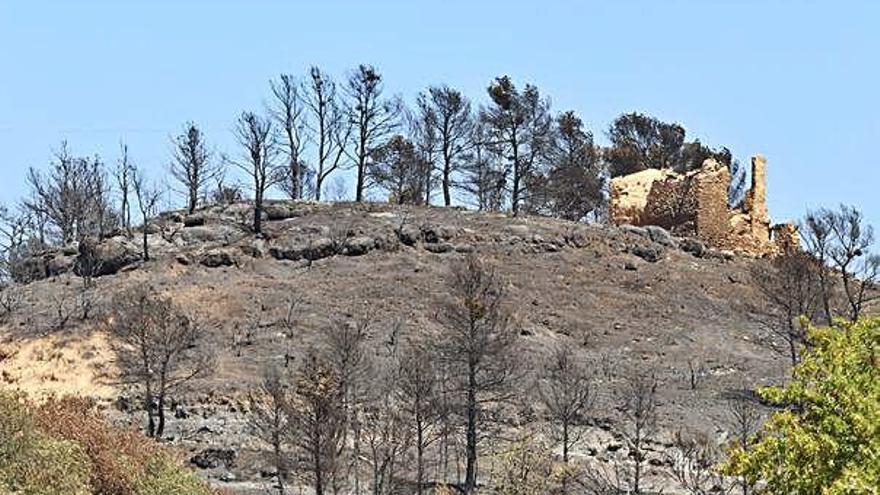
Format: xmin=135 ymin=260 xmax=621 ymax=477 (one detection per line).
xmin=0 ymin=390 xmax=215 ymax=495
xmin=722 ymin=318 xmax=880 ymax=494
xmin=0 ymin=392 xmax=92 ymax=495
xmin=134 ymin=455 xmax=215 ymax=495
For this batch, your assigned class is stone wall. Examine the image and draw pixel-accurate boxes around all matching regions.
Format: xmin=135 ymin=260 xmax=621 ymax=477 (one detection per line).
xmin=609 ymin=154 xmax=798 ymax=257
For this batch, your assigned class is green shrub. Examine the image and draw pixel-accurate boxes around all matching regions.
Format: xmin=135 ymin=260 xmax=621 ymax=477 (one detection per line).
xmin=134 ymin=454 xmax=215 ymax=495
xmin=0 ymin=391 xmax=216 ymax=495
xmin=721 ymin=318 xmax=880 ymax=493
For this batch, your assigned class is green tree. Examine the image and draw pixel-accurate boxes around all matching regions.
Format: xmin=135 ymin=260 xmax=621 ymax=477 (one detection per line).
xmin=722 ymin=318 xmax=880 ymax=493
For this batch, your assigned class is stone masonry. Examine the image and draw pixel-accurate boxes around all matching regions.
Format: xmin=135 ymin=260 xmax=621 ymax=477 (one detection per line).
xmin=609 ymin=154 xmax=797 ymax=257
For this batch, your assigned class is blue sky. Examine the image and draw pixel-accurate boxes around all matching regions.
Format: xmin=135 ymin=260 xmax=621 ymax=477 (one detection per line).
xmin=1 ymin=1 xmax=878 ymax=226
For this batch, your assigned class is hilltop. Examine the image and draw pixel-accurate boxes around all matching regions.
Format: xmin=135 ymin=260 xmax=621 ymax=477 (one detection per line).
xmin=0 ymin=201 xmax=788 ymax=493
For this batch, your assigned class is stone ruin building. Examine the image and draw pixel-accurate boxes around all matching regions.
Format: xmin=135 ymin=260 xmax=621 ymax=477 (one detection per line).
xmin=609 ymin=154 xmax=798 ymax=257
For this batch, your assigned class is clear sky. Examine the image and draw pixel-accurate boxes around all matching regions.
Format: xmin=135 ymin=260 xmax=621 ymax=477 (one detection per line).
xmin=1 ymin=1 xmax=878 ymax=226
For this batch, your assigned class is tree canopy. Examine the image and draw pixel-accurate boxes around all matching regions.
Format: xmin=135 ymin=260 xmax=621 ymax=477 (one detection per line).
xmin=722 ymin=318 xmax=880 ymax=493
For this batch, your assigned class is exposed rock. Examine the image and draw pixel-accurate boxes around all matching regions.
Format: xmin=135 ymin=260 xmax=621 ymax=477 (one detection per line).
xmin=190 ymin=448 xmax=236 ymax=470
xmin=396 ymin=225 xmax=421 ymax=246
xmin=645 ymin=225 xmax=677 ymax=248
xmin=263 ymin=204 xmax=304 ymax=221
xmin=180 ymin=225 xmax=244 ymax=245
xmin=679 ymin=238 xmax=707 ymax=258
xmin=183 ymin=215 xmax=207 ymax=227
xmin=75 ymin=239 xmax=141 ymax=277
xmin=629 ymin=245 xmax=662 ymax=263
xmin=424 ymin=242 xmax=454 ymax=254
xmin=199 ymin=250 xmax=237 ymax=268
xmin=343 ymin=236 xmax=376 ymax=256
xmin=624 ymin=261 xmax=638 ymax=271
xmin=269 ymin=237 xmax=334 ymax=262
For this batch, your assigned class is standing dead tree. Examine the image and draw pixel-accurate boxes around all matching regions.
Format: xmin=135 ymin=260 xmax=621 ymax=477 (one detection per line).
xmin=396 ymin=342 xmax=440 ymax=495
xmin=270 ymin=74 xmax=309 ymax=200
xmin=724 ymin=389 xmax=763 ymax=495
xmin=131 ymin=164 xmax=161 ymax=262
xmin=25 ymin=142 xmax=116 ymax=244
xmin=289 ymin=350 xmax=346 ymax=495
xmin=752 ymin=250 xmax=822 ymax=366
xmin=232 ymin=111 xmax=279 ymax=235
xmin=115 ymin=143 xmax=134 ymax=237
xmin=170 ymin=122 xmax=218 ymax=214
xmin=345 ymin=64 xmax=401 ymax=202
xmin=801 ymin=210 xmax=836 ymax=324
xmin=480 ymin=76 xmax=554 ymax=216
xmin=616 ymin=370 xmax=659 ymax=495
xmin=416 ymin=86 xmax=474 ymax=207
xmin=536 ymin=344 xmax=595 ymax=493
xmin=325 ymin=314 xmax=373 ymax=494
xmin=665 ymin=429 xmax=723 ymax=495
xmin=437 ymin=254 xmax=518 ymax=493
xmin=304 ymin=67 xmax=351 ymax=201
xmin=107 ymin=287 xmax=214 ymax=438
xmin=826 ymin=205 xmax=880 ymax=322
xmin=249 ymin=365 xmax=292 ymax=494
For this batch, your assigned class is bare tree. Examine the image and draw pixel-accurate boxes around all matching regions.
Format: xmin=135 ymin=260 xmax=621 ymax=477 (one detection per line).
xmin=665 ymin=429 xmax=723 ymax=495
xmin=480 ymin=76 xmax=554 ymax=216
xmin=25 ymin=142 xmax=116 ymax=244
xmin=115 ymin=143 xmax=134 ymax=236
xmin=537 ymin=343 xmax=595 ymax=492
xmin=826 ymin=204 xmax=879 ymax=322
xmin=752 ymin=251 xmax=822 ymax=366
xmin=801 ymin=210 xmax=835 ymax=324
xmin=344 ymin=64 xmax=401 ymax=202
xmin=170 ymin=122 xmax=218 ymax=214
xmin=107 ymin=287 xmax=214 ymax=438
xmin=0 ymin=204 xmax=29 ymax=282
xmin=304 ymin=67 xmax=351 ymax=201
xmin=616 ymin=371 xmax=659 ymax=495
xmin=460 ymin=123 xmax=507 ymax=212
xmin=232 ymin=111 xmax=279 ymax=235
xmin=131 ymin=164 xmax=161 ymax=262
xmin=437 ymin=254 xmax=518 ymax=493
xmin=416 ymin=86 xmax=474 ymax=207
xmin=724 ymin=389 xmax=763 ymax=495
xmin=325 ymin=314 xmax=373 ymax=494
xmin=249 ymin=365 xmax=292 ymax=494
xmin=289 ymin=350 xmax=346 ymax=495
xmin=363 ymin=365 xmax=411 ymax=495
xmin=396 ymin=342 xmax=439 ymax=495
xmin=270 ymin=74 xmax=310 ymax=200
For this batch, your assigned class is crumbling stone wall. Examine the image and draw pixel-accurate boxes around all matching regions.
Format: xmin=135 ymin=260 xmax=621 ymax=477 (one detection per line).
xmin=609 ymin=154 xmax=797 ymax=257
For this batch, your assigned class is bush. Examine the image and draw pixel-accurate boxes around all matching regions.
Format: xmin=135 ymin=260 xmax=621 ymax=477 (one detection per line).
xmin=0 ymin=391 xmax=92 ymax=495
xmin=134 ymin=455 xmax=215 ymax=495
xmin=721 ymin=318 xmax=880 ymax=493
xmin=0 ymin=390 xmax=217 ymax=495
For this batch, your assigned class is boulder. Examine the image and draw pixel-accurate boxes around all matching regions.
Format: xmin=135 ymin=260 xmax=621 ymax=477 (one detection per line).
xmin=183 ymin=215 xmax=207 ymax=227
xmin=424 ymin=242 xmax=453 ymax=254
xmin=190 ymin=448 xmax=237 ymax=470
xmin=269 ymin=237 xmax=334 ymax=262
xmin=199 ymin=250 xmax=237 ymax=268
xmin=263 ymin=204 xmax=304 ymax=221
xmin=76 ymin=239 xmax=141 ymax=277
xmin=180 ymin=225 xmax=244 ymax=245
xmin=679 ymin=238 xmax=707 ymax=258
xmin=629 ymin=245 xmax=662 ymax=263
xmin=645 ymin=225 xmax=677 ymax=248
xmin=343 ymin=236 xmax=376 ymax=256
